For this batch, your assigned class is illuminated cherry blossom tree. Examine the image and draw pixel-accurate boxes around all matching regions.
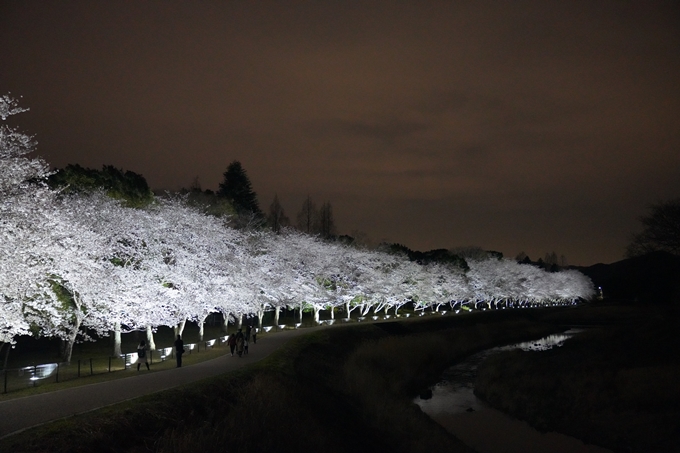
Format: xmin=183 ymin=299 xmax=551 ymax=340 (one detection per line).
xmin=2 ymin=94 xmax=599 ymax=357
xmin=0 ymin=94 xmax=56 ymax=347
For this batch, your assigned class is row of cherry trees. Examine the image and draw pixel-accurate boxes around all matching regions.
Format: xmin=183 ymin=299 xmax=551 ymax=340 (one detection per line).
xmin=1 ymin=95 xmax=595 ymax=361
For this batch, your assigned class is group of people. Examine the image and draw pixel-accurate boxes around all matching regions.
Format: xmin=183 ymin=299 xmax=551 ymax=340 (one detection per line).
xmin=136 ymin=326 xmax=257 ymax=371
xmin=136 ymin=334 xmax=186 ymax=370
xmin=227 ymin=325 xmax=256 ymax=358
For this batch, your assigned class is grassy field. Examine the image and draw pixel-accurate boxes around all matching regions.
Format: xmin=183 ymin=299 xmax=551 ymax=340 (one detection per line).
xmin=0 ymin=305 xmax=635 ymax=452
xmin=475 ymin=303 xmax=680 ymax=453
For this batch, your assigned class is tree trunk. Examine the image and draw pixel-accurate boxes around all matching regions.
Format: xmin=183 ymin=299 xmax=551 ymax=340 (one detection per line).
xmin=274 ymin=306 xmax=280 ymax=325
xmin=345 ymin=301 xmax=351 ymax=320
xmin=113 ymin=322 xmax=122 ymax=357
xmin=61 ymin=311 xmax=84 ymax=363
xmin=237 ymin=313 xmax=243 ymax=330
xmin=1 ymin=342 xmax=9 ymax=371
xmin=222 ymin=312 xmax=230 ymax=334
xmin=146 ymin=325 xmax=156 ymax=351
xmin=257 ymin=309 xmax=264 ymax=328
xmin=298 ymin=304 xmax=303 ymax=323
xmin=198 ymin=315 xmax=207 ymax=341
xmin=330 ymin=307 xmax=335 ymax=319
xmin=313 ymin=306 xmax=320 ymax=324
xmin=174 ymin=318 xmax=187 ymax=338
xmin=62 ymin=327 xmax=78 ymax=363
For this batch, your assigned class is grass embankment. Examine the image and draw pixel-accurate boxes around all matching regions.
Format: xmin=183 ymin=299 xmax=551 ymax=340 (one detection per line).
xmin=1 ymin=309 xmax=566 ymax=453
xmin=475 ymin=305 xmax=680 ymax=453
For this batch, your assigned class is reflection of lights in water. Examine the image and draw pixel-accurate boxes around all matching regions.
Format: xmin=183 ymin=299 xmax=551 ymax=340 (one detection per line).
xmin=412 ymin=329 xmax=612 ymax=453
xmin=416 ymin=330 xmax=583 ymax=415
xmin=499 ymin=330 xmax=581 ymax=352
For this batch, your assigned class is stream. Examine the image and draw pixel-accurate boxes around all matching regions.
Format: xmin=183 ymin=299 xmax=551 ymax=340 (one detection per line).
xmin=415 ymin=330 xmax=613 ymax=453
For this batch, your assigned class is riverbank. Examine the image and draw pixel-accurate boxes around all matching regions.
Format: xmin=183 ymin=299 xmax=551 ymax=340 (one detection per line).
xmin=416 ymin=330 xmax=614 ymax=453
xmin=0 ymin=308 xmax=579 ymax=452
xmin=474 ymin=305 xmax=680 ymax=453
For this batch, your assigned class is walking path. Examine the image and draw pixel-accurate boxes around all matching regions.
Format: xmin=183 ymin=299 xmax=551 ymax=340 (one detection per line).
xmin=0 ymin=327 xmax=315 ymax=439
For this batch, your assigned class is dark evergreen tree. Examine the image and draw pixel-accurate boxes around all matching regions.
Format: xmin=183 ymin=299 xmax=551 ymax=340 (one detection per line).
xmin=268 ymin=194 xmax=290 ymax=234
xmin=296 ymin=195 xmax=319 ymax=234
xmin=217 ymin=161 xmax=263 ymax=218
xmin=318 ymin=201 xmax=336 ymax=239
xmin=515 ymin=251 xmax=529 ymax=263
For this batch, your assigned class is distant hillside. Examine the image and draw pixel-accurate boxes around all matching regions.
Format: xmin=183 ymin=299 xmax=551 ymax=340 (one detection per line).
xmin=575 ymin=251 xmax=680 ymax=304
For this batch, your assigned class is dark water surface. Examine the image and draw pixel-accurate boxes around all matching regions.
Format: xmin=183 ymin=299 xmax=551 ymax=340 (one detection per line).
xmin=415 ymin=331 xmax=613 ymax=453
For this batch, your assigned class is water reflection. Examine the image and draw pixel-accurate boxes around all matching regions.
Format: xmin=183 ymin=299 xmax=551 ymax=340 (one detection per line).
xmin=500 ymin=332 xmax=576 ymax=352
xmin=415 ymin=330 xmax=613 ymax=453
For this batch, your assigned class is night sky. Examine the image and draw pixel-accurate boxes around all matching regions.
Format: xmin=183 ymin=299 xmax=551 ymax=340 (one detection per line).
xmin=2 ymin=2 xmax=678 ymax=265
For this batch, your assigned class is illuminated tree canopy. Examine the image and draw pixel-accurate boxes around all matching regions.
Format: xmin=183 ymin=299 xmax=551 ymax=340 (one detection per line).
xmin=0 ymin=95 xmax=596 ymax=359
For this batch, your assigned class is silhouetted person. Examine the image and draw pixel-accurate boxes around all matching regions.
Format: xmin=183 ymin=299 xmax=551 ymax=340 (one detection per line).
xmin=227 ymin=333 xmax=237 ymax=356
xmin=252 ymin=326 xmax=257 ymax=344
xmin=235 ymin=329 xmax=244 ymax=358
xmin=137 ymin=340 xmax=150 ymax=371
xmin=174 ymin=335 xmax=184 ymax=367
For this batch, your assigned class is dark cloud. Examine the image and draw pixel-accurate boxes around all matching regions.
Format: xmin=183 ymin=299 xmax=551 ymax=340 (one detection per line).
xmin=337 ymin=119 xmax=428 ymax=143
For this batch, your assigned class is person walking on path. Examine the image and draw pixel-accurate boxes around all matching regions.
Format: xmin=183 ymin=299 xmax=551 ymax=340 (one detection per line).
xmin=174 ymin=335 xmax=184 ymax=367
xmin=252 ymin=326 xmax=257 ymax=344
xmin=227 ymin=333 xmax=237 ymax=356
xmin=235 ymin=329 xmax=245 ymax=358
xmin=136 ymin=340 xmax=150 ymax=371
xmin=245 ymin=324 xmax=252 ymax=342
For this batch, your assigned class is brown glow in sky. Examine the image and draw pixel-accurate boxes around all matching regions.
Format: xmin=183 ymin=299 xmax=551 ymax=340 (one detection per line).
xmin=1 ymin=2 xmax=679 ymax=265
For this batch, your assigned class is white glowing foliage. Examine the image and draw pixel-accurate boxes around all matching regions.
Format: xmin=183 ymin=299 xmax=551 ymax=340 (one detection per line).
xmin=0 ymin=95 xmax=55 ymax=343
xmin=0 ymin=94 xmax=596 ymax=347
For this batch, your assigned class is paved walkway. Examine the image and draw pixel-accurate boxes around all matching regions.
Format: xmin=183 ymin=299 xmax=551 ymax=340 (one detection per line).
xmin=0 ymin=327 xmax=315 ymax=439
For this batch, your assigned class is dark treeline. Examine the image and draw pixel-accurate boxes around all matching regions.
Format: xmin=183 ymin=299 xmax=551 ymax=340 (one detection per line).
xmin=47 ymin=164 xmax=153 ymax=208
xmin=49 ymin=161 xmax=508 ymax=266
